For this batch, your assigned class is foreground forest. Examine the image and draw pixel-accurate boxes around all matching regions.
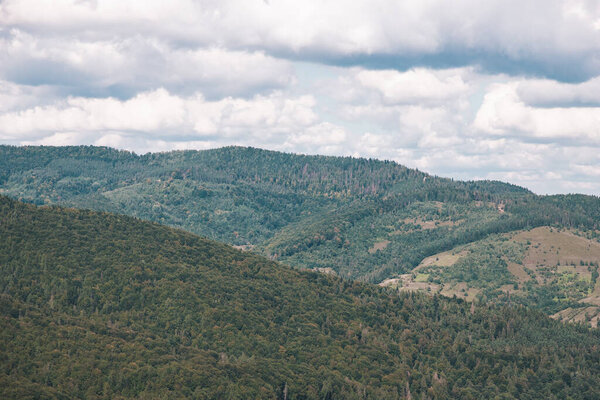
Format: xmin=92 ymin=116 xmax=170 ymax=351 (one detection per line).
xmin=1 ymin=195 xmax=600 ymax=399
xmin=1 ymin=145 xmax=600 ymax=321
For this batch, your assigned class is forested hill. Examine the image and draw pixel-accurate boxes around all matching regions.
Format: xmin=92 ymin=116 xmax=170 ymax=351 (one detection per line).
xmin=2 ymin=195 xmax=600 ymax=399
xmin=0 ymin=145 xmax=599 ymax=286
xmin=0 ymin=145 xmax=528 ymax=198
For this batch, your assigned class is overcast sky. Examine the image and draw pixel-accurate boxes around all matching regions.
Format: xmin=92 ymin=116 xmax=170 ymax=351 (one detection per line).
xmin=1 ymin=0 xmax=599 ymax=194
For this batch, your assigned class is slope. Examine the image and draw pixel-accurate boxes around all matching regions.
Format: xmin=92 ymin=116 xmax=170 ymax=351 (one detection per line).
xmin=386 ymin=226 xmax=600 ymax=326
xmin=3 ymin=145 xmax=599 ymax=286
xmin=1 ymin=196 xmax=600 ymax=399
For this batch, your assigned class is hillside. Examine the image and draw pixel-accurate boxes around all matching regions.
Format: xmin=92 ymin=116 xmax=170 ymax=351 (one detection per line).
xmin=1 ymin=145 xmax=600 ymax=321
xmin=382 ymin=226 xmax=600 ymax=325
xmin=1 ymin=195 xmax=600 ymax=399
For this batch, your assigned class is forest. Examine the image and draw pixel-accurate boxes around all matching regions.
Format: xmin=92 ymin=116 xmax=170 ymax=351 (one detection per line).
xmin=1 ymin=145 xmax=598 ymax=284
xmin=3 ymin=145 xmax=600 ymax=323
xmin=1 ymin=195 xmax=600 ymax=399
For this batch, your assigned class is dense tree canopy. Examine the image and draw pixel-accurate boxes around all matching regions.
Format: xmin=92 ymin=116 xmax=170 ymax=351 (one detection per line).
xmin=1 ymin=196 xmax=600 ymax=399
xmin=1 ymin=145 xmax=598 ymax=284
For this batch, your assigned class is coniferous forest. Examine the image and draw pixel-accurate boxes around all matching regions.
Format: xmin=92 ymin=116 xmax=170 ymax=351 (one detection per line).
xmin=1 ymin=146 xmax=600 ymax=398
xmin=1 ymin=145 xmax=599 ymax=282
xmin=2 ymin=145 xmax=600 ymax=320
xmin=1 ymin=195 xmax=600 ymax=399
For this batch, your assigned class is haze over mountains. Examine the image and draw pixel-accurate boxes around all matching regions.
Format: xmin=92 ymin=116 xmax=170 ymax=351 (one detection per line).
xmin=2 ymin=145 xmax=600 ymax=324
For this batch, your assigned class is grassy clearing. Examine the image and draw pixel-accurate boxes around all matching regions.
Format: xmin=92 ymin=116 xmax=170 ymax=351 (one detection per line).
xmin=508 ymin=262 xmax=530 ymax=283
xmin=439 ymin=283 xmax=481 ymax=301
xmin=514 ymin=226 xmax=600 ymax=268
xmin=552 ymin=306 xmax=600 ymax=328
xmin=416 ymin=250 xmax=466 ymax=270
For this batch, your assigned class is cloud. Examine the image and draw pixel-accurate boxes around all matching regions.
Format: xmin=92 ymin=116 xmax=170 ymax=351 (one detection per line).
xmin=305 ymin=65 xmax=600 ymax=195
xmin=352 ymin=68 xmax=470 ymax=105
xmin=473 ymin=82 xmax=600 ymax=142
xmin=0 ymin=29 xmax=295 ymax=98
xmin=0 ymin=88 xmax=318 ymax=141
xmin=21 ymin=130 xmax=220 ymax=154
xmin=280 ymin=122 xmax=348 ymax=155
xmin=6 ymin=87 xmax=351 ymax=155
xmin=0 ymin=87 xmax=342 ymax=158
xmin=0 ymin=80 xmax=60 ymax=112
xmin=328 ymin=67 xmax=473 ymax=150
xmin=2 ymin=0 xmax=599 ymax=81
xmin=517 ymin=76 xmax=600 ymax=107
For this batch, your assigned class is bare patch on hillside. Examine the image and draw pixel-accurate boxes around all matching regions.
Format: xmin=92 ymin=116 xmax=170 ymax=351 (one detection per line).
xmin=314 ymin=267 xmax=337 ymax=276
xmin=401 ymin=217 xmax=460 ymax=230
xmin=389 ymin=215 xmax=464 ymax=235
xmin=233 ymin=244 xmax=255 ymax=252
xmin=368 ymin=240 xmax=390 ymax=254
xmin=580 ymin=275 xmax=600 ymax=305
xmin=382 ymin=226 xmax=600 ymax=326
xmin=439 ymin=283 xmax=481 ymax=301
xmin=379 ymin=274 xmax=439 ymax=293
xmin=511 ymin=227 xmax=600 ymax=294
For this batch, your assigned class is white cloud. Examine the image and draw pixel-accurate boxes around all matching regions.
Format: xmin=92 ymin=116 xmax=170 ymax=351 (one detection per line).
xmin=517 ymin=76 xmax=600 ymax=106
xmin=0 ymin=30 xmax=295 ymax=97
xmin=0 ymin=80 xmax=59 ymax=112
xmin=329 ymin=67 xmax=473 ymax=150
xmin=93 ymin=134 xmax=218 ymax=154
xmin=310 ymin=65 xmax=600 ymax=195
xmin=572 ymin=164 xmax=600 ymax=177
xmin=473 ymin=82 xmax=600 ymax=142
xmin=354 ymin=68 xmax=470 ymax=105
xmin=0 ymin=88 xmax=318 ymax=141
xmin=2 ymin=0 xmax=599 ymax=80
xmin=356 ymin=132 xmax=394 ymax=157
xmin=24 ymin=131 xmax=90 ymax=146
xmin=279 ymin=122 xmax=349 ymax=155
xmin=0 ymin=89 xmax=184 ymax=139
xmin=0 ymin=89 xmax=318 ymax=146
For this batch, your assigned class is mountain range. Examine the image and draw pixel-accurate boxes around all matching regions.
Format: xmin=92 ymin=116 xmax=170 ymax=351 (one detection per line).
xmin=2 ymin=145 xmax=599 ymax=323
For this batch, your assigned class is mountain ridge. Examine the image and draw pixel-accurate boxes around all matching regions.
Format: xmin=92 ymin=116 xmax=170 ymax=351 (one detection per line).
xmin=1 ymin=145 xmax=599 ymax=321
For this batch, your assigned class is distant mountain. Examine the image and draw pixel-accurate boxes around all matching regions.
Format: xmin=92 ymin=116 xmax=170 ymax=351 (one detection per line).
xmin=1 ymin=195 xmax=600 ymax=399
xmin=1 ymin=145 xmax=600 ymax=320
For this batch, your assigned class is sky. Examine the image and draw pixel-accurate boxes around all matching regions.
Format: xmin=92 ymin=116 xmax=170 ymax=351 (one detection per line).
xmin=0 ymin=1 xmax=600 ymax=195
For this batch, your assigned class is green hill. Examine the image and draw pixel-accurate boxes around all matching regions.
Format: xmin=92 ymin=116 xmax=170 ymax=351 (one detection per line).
xmin=1 ymin=145 xmax=599 ymax=320
xmin=1 ymin=195 xmax=600 ymax=399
